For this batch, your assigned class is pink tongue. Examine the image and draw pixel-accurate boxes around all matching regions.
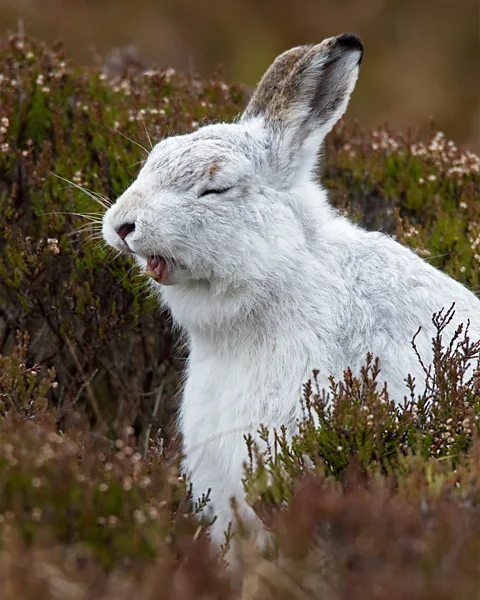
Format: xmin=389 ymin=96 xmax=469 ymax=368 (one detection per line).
xmin=147 ymin=256 xmax=161 ymax=271
xmin=145 ymin=256 xmax=168 ymax=283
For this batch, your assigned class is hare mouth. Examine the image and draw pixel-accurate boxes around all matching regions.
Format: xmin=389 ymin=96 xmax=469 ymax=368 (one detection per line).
xmin=144 ymin=255 xmax=172 ymax=284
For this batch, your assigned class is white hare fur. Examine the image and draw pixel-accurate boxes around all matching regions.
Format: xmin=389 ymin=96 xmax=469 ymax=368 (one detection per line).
xmin=102 ymin=33 xmax=480 ymax=549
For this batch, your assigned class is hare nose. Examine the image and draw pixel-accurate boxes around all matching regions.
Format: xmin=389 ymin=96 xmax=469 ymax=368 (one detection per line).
xmin=116 ymin=222 xmax=135 ymax=241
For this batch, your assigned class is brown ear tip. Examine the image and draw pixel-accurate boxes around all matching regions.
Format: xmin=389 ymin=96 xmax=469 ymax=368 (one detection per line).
xmin=335 ymin=33 xmax=364 ymax=64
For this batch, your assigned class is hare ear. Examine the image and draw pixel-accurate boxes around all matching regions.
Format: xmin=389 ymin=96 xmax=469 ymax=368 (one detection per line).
xmin=243 ymin=33 xmax=363 ymax=180
xmin=242 ymin=44 xmax=314 ymax=121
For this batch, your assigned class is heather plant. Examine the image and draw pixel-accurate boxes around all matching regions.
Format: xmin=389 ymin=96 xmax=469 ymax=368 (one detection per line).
xmin=237 ymin=309 xmax=480 ymax=599
xmin=1 ymin=34 xmax=480 ymax=599
xmin=238 ymin=456 xmax=480 ymax=600
xmin=243 ymin=305 xmax=480 ymax=505
xmin=0 ymin=35 xmax=246 ymax=444
xmin=325 ymin=124 xmax=480 ymax=290
xmin=0 ymin=330 xmax=57 ymax=418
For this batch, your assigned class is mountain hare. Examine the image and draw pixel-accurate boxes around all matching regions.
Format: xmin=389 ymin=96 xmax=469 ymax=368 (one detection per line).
xmin=103 ymin=33 xmax=480 ymax=549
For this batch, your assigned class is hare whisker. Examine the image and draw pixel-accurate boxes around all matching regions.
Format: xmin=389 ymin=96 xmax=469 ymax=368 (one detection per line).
xmin=50 ymin=172 xmax=112 ymax=210
xmin=114 ymin=128 xmax=150 ymax=157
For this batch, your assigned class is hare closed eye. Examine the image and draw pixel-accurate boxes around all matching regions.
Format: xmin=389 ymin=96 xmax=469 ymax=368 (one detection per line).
xmin=198 ymin=186 xmax=233 ymax=198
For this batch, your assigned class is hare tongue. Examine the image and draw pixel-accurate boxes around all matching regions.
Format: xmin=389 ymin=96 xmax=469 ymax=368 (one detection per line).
xmin=145 ymin=256 xmax=169 ymax=283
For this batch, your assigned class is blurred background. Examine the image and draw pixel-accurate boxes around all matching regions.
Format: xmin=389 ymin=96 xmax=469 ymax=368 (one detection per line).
xmin=0 ymin=0 xmax=479 ymax=149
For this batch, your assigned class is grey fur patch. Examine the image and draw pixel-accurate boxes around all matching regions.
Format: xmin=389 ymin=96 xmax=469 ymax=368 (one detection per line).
xmin=243 ymin=45 xmax=313 ymax=120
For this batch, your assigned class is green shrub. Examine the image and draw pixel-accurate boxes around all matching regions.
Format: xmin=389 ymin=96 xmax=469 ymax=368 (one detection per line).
xmin=0 ymin=35 xmax=246 ymax=444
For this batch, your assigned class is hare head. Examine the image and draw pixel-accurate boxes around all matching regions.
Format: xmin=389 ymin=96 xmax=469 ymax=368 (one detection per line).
xmin=102 ymin=33 xmax=362 ymax=327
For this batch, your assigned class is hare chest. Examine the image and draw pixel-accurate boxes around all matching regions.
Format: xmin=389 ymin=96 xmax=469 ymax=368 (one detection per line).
xmin=178 ymin=337 xmax=325 ymax=539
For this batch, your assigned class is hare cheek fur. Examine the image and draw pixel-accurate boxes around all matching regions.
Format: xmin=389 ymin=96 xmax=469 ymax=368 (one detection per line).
xmin=102 ymin=33 xmax=480 ymax=548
